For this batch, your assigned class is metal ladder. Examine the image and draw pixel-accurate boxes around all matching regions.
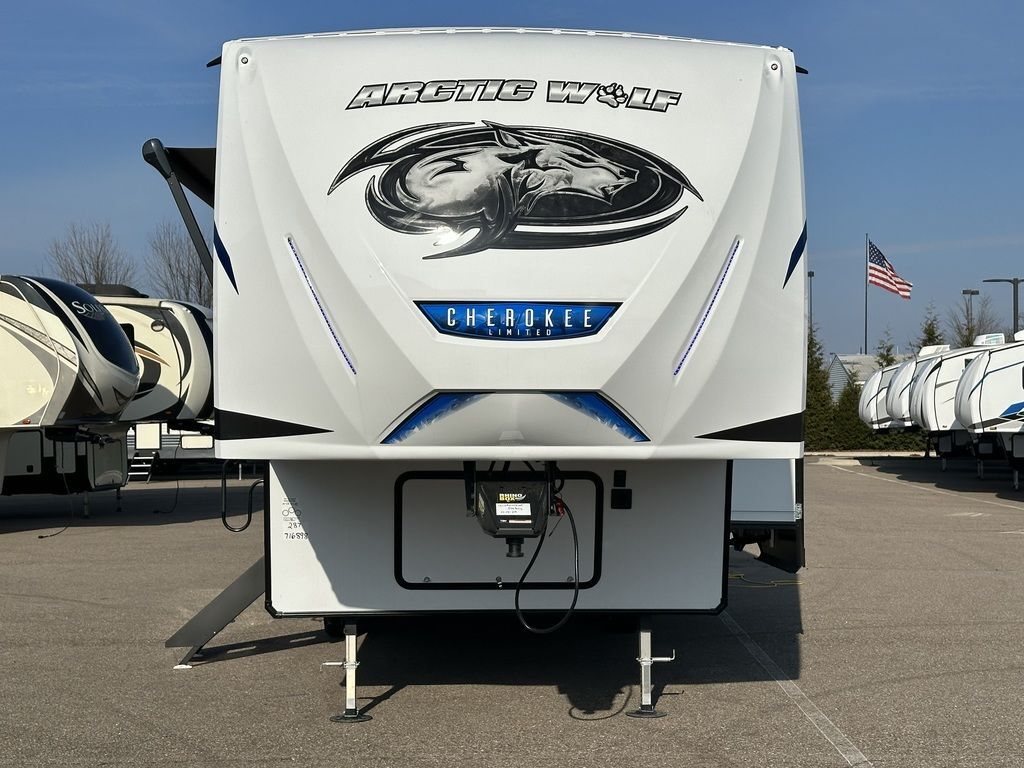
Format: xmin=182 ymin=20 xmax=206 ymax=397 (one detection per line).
xmin=127 ymin=452 xmax=156 ymax=483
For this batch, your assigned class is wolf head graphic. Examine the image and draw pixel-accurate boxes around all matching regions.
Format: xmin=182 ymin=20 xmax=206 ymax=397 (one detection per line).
xmin=329 ymin=121 xmax=701 ymax=258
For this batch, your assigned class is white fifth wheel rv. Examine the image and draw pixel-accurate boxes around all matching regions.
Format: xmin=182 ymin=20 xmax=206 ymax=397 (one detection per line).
xmin=858 ymin=363 xmax=901 ymax=431
xmin=885 ymin=345 xmax=950 ymax=430
xmin=86 ymin=286 xmax=213 ymax=425
xmin=909 ymin=335 xmax=1004 ymax=459
xmin=148 ymin=28 xmax=807 ymax=718
xmin=955 ymin=335 xmax=1024 ymax=486
xmin=84 ymin=287 xmax=215 ymax=477
xmin=0 ymin=276 xmax=140 ymax=495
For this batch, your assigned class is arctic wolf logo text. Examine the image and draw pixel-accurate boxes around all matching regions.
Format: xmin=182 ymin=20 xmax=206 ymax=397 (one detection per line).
xmin=327 ymin=122 xmax=702 ymax=258
xmin=347 ymin=80 xmax=682 ymax=113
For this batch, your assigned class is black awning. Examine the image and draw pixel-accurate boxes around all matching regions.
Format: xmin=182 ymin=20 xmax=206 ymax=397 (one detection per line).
xmin=165 ymin=147 xmax=216 ymax=208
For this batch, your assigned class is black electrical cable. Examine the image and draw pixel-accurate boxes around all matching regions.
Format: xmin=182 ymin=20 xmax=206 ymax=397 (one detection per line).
xmin=153 ymin=474 xmax=181 ymax=514
xmin=38 ymin=469 xmax=74 ymax=539
xmin=222 ymin=476 xmax=261 ymax=533
xmin=514 ymin=498 xmax=580 ymax=634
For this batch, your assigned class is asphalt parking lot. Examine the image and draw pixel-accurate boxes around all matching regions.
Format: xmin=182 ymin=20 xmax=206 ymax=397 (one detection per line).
xmin=1 ymin=458 xmax=1023 ymax=767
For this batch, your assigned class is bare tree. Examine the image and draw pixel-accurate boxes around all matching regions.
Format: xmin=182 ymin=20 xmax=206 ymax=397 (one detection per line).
xmin=48 ymin=221 xmax=136 ymax=285
xmin=946 ymin=294 xmax=1001 ymax=347
xmin=147 ymin=220 xmax=212 ymax=307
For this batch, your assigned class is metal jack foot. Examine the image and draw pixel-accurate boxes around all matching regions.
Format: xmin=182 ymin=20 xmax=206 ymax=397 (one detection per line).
xmin=324 ymin=623 xmax=372 ymax=723
xmin=627 ymin=622 xmax=675 ymax=719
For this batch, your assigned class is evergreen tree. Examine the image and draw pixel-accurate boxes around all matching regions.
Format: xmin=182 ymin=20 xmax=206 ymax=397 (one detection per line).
xmin=914 ymin=303 xmax=944 ymax=352
xmin=875 ymin=328 xmax=896 ymax=368
xmin=833 ymin=374 xmax=874 ymax=450
xmin=804 ymin=325 xmax=834 ymax=450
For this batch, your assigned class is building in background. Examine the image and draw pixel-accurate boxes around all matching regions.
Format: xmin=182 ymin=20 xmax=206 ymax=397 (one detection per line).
xmin=826 ymin=353 xmax=912 ymax=401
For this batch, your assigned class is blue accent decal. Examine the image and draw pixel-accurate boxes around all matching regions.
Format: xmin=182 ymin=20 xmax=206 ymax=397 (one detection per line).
xmin=381 ymin=391 xmax=648 ymax=444
xmin=213 ymin=227 xmax=238 ymax=293
xmin=674 ymin=237 xmax=742 ymax=376
xmin=287 ymin=236 xmax=356 ymax=374
xmin=546 ymin=392 xmax=649 ymax=442
xmin=417 ymin=302 xmax=619 ymax=341
xmin=783 ymin=221 xmax=808 ymax=288
xmin=383 ymin=392 xmax=487 ymax=444
xmin=1000 ymin=401 xmax=1024 ymax=418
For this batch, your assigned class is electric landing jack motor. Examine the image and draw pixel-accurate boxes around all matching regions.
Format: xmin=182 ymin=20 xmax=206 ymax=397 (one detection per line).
xmin=474 ymin=478 xmax=550 ymax=557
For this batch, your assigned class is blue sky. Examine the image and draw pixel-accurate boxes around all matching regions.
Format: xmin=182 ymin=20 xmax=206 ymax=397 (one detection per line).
xmin=1 ymin=1 xmax=1022 ymax=356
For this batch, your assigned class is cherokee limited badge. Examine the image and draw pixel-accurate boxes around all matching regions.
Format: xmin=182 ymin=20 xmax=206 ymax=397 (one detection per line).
xmin=417 ymin=301 xmax=619 ymax=341
xmin=328 ymin=121 xmax=702 ymax=258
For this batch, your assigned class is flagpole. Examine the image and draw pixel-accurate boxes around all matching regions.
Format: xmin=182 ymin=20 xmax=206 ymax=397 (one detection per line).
xmin=864 ymin=233 xmax=869 ymax=354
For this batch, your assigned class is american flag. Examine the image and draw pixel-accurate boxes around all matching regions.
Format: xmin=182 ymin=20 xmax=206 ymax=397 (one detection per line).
xmin=867 ymin=240 xmax=912 ymax=299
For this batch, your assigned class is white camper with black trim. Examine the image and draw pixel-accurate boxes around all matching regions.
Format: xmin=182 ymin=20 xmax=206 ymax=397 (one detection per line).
xmin=149 ymin=28 xmax=808 ymax=717
xmin=84 ymin=287 xmax=215 ymax=472
xmin=86 ymin=286 xmax=213 ymax=426
xmin=909 ymin=335 xmax=1004 ymax=458
xmin=859 ymin=363 xmax=901 ymax=431
xmin=0 ymin=276 xmax=140 ymax=495
xmin=885 ymin=345 xmax=951 ymax=430
xmin=954 ymin=334 xmax=1024 ymax=485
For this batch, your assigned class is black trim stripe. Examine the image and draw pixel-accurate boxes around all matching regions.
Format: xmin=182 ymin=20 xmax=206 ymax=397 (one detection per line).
xmin=214 ymin=409 xmax=331 ymax=440
xmin=975 ymin=415 xmax=1024 ymax=430
xmin=697 ymin=412 xmax=804 ymax=442
xmin=783 ymin=222 xmax=808 ymax=288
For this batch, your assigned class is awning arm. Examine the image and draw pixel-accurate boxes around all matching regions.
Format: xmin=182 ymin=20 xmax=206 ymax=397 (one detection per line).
xmin=142 ymin=138 xmax=214 ymax=283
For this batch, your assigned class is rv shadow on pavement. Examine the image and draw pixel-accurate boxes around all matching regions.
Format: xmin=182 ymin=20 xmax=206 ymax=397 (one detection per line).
xmin=857 ymin=456 xmax=1024 ymax=502
xmin=192 ymin=549 xmax=802 ymax=719
xmin=0 ymin=481 xmax=261 ymax=534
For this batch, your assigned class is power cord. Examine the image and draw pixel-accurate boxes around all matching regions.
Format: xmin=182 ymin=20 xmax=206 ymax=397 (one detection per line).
xmin=514 ymin=495 xmax=580 ymax=634
xmin=38 ymin=464 xmax=74 ymax=539
xmin=153 ymin=474 xmax=181 ymax=514
xmin=727 ymin=571 xmax=801 ymax=588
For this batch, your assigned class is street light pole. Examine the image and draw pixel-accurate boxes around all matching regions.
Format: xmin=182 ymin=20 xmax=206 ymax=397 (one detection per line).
xmin=982 ymin=278 xmax=1024 ymax=335
xmin=808 ymin=270 xmax=815 ymax=332
xmin=962 ymin=289 xmax=979 ymax=338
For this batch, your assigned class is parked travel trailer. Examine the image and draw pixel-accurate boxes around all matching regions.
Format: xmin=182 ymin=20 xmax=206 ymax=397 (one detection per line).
xmin=0 ymin=276 xmax=139 ymax=495
xmin=87 ymin=286 xmax=213 ymax=425
xmin=858 ymin=363 xmax=900 ymax=431
xmin=885 ymin=345 xmax=950 ymax=430
xmin=149 ymin=28 xmax=807 ymax=717
xmin=128 ymin=421 xmax=215 ymax=461
xmin=955 ymin=335 xmax=1024 ymax=486
xmin=909 ymin=336 xmax=1004 ymax=459
xmin=82 ymin=287 xmax=215 ymax=479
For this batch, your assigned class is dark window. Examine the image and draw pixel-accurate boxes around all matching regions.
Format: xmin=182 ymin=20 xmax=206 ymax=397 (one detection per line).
xmin=31 ymin=278 xmax=139 ymax=375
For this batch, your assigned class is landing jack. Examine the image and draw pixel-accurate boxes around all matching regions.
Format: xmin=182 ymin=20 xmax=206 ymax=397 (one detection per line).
xmin=323 ymin=623 xmax=372 ymax=723
xmin=626 ymin=621 xmax=675 ymax=718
